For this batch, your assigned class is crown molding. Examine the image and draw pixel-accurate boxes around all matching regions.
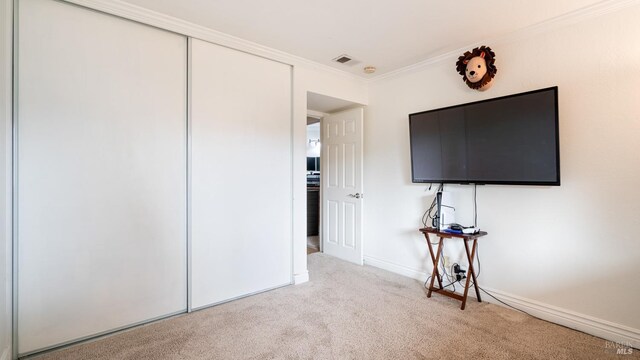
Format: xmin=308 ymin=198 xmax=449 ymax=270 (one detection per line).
xmin=62 ymin=0 xmax=366 ymax=82
xmin=48 ymin=0 xmax=640 ymax=85
xmin=368 ymin=0 xmax=640 ymax=83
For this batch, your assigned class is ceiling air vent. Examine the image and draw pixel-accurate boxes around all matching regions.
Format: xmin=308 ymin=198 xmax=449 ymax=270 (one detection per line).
xmin=333 ymin=54 xmax=353 ymax=64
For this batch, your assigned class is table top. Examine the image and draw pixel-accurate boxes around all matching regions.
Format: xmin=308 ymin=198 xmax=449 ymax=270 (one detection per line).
xmin=419 ymin=227 xmax=488 ymax=239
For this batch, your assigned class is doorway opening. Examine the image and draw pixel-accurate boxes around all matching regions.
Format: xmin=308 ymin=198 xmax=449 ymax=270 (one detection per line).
xmin=306 ymin=92 xmax=364 ymax=264
xmin=306 ymin=117 xmax=321 ymax=254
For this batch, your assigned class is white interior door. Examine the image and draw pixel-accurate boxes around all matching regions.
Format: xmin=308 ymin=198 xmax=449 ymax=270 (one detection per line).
xmin=17 ymin=0 xmax=187 ymax=354
xmin=190 ymin=39 xmax=292 ymax=309
xmin=322 ymin=108 xmax=364 ymax=264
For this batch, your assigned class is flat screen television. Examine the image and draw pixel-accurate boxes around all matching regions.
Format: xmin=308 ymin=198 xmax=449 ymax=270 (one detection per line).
xmin=409 ymin=87 xmax=560 ymax=185
xmin=307 ymin=157 xmax=320 ymax=171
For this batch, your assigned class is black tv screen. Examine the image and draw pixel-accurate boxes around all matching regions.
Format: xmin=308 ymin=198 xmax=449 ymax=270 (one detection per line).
xmin=409 ymin=87 xmax=560 ymax=185
xmin=307 ymin=157 xmax=320 ymax=171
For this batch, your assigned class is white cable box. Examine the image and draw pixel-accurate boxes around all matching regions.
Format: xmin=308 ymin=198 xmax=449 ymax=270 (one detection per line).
xmin=462 ymin=227 xmax=480 ymax=234
xmin=437 ymin=191 xmax=455 ymax=231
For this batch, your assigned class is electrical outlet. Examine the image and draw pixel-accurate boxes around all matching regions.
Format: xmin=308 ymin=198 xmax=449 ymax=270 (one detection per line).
xmin=443 ymin=256 xmax=450 ymax=269
xmin=453 ymin=264 xmax=466 ymax=282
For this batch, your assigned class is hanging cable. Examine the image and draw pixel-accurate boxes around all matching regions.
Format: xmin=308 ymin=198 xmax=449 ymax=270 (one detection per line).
xmin=474 ymin=183 xmax=478 ymax=228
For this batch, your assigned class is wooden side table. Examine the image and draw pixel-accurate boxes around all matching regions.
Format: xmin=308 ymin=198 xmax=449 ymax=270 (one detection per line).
xmin=419 ymin=227 xmax=487 ymax=310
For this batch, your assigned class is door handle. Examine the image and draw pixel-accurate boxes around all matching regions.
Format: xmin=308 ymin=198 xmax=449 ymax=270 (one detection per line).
xmin=348 ymin=193 xmax=363 ymax=199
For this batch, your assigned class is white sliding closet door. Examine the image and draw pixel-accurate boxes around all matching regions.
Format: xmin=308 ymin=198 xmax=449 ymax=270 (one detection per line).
xmin=17 ymin=0 xmax=187 ymax=354
xmin=191 ymin=39 xmax=292 ymax=309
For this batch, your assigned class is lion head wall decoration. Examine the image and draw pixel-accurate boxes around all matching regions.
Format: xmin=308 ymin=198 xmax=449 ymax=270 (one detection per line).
xmin=455 ymin=46 xmax=497 ymax=91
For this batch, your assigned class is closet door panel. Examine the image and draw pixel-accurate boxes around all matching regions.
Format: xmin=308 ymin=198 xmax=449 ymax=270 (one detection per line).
xmin=17 ymin=0 xmax=187 ymax=353
xmin=191 ymin=39 xmax=292 ymax=309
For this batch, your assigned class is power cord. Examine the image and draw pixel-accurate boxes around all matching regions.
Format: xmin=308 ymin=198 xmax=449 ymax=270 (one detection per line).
xmin=426 ymin=184 xmax=535 ymax=318
xmin=473 ymin=183 xmax=478 ymax=228
xmin=468 ymin=244 xmax=535 ymax=317
xmin=477 ymin=286 xmax=532 ymax=316
xmin=422 ymin=183 xmax=535 ymax=317
xmin=421 ymin=183 xmax=443 ymax=228
xmin=424 ymin=240 xmax=458 ymax=293
xmin=440 ymin=242 xmax=456 ymax=293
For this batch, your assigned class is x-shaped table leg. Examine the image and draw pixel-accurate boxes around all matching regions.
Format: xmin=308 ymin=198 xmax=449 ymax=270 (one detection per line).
xmin=425 ymin=235 xmax=444 ymax=297
xmin=461 ymin=238 xmax=482 ymax=310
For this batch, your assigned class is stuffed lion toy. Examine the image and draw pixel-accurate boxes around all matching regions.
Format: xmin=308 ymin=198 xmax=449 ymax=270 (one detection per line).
xmin=455 ymin=46 xmax=497 ymax=91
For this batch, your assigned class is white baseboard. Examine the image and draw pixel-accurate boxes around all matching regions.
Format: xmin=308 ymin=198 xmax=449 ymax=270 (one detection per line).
xmin=363 ymin=255 xmax=640 ymax=348
xmin=293 ymin=271 xmax=309 ymax=285
xmin=364 ymin=255 xmax=428 ymax=282
xmin=479 ymin=286 xmax=640 ymax=348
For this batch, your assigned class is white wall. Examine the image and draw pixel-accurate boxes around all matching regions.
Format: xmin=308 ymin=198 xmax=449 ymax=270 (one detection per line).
xmin=0 ymin=0 xmax=11 ymax=358
xmin=292 ymin=66 xmax=368 ymax=283
xmin=364 ymin=5 xmax=640 ymax=344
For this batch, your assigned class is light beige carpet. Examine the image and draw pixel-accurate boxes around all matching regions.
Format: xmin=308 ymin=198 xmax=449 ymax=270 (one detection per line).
xmin=30 ymin=253 xmax=636 ymax=360
xmin=307 ymin=236 xmax=320 ymax=254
